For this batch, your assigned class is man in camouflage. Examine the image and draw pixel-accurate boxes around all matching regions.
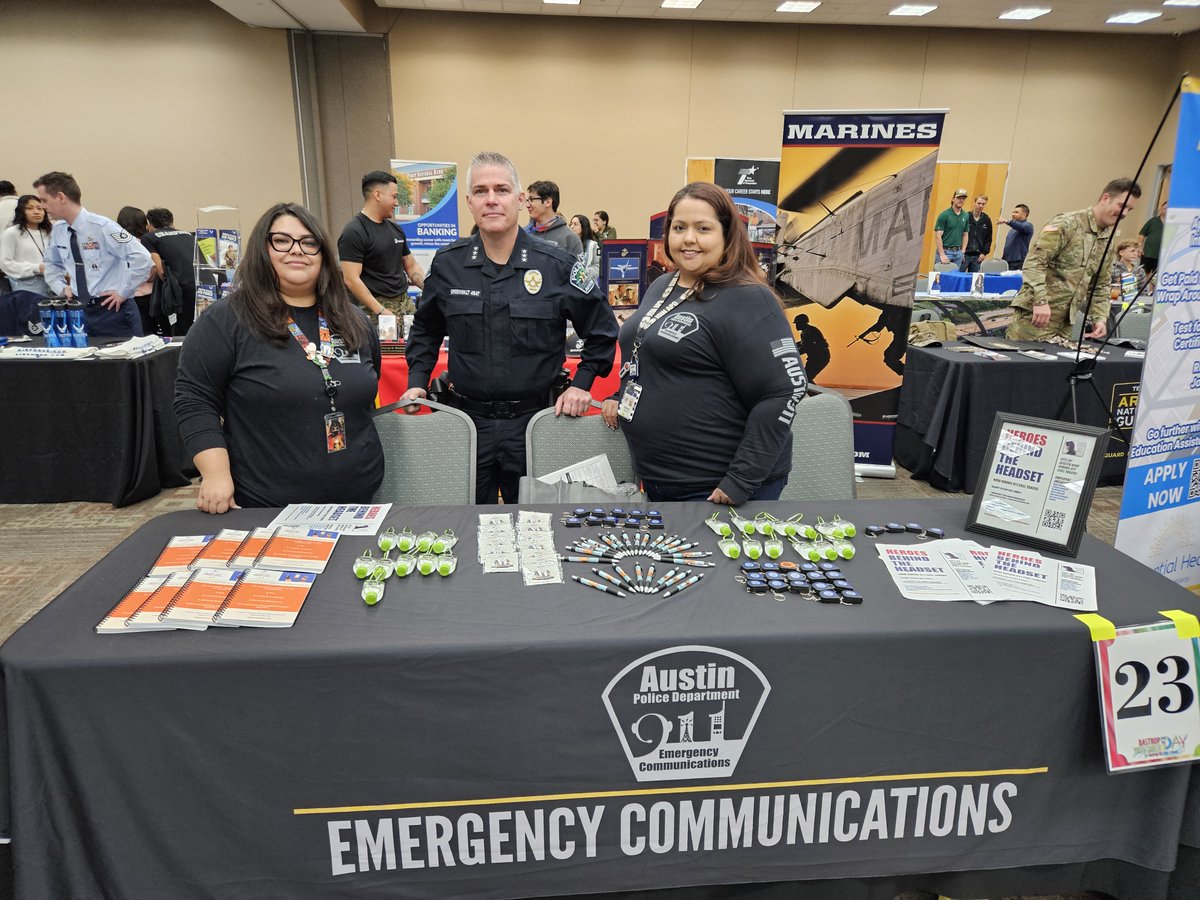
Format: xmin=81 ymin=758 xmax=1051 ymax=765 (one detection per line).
xmin=1007 ymin=178 xmax=1141 ymax=341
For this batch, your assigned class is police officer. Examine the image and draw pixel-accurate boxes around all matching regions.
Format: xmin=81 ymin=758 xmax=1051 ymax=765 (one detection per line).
xmin=1007 ymin=178 xmax=1140 ymax=343
xmin=35 ymin=171 xmax=153 ymax=337
xmin=400 ymin=152 xmax=618 ymax=504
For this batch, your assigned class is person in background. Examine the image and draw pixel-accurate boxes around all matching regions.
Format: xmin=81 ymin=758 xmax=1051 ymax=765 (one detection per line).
xmin=570 ymin=213 xmax=601 ymax=283
xmin=1110 ymin=238 xmax=1149 ymax=300
xmin=963 ymin=194 xmax=993 ymax=273
xmin=998 ymin=203 xmax=1033 ymax=270
xmin=0 ymin=182 xmax=18 ymax=239
xmin=602 ymin=182 xmax=806 ymax=505
xmin=35 ymin=171 xmax=151 ymax=337
xmin=1138 ymin=198 xmax=1167 ymax=278
xmin=524 ymin=180 xmax=583 ymax=256
xmin=338 ymin=170 xmax=425 ymax=321
xmin=1006 ymin=177 xmax=1141 ymax=342
xmin=933 ymin=188 xmax=969 ymax=270
xmin=143 ymin=208 xmax=198 ymax=335
xmin=400 ymin=152 xmax=617 ymax=504
xmin=175 ymin=202 xmax=384 ymax=513
xmin=592 ymin=210 xmax=617 ymax=241
xmin=117 ymin=206 xmax=161 ymax=336
xmin=0 ymin=195 xmax=53 ymax=296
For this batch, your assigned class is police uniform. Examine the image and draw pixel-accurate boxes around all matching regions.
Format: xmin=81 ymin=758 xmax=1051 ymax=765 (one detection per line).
xmin=1007 ymin=208 xmax=1114 ymax=342
xmin=43 ymin=208 xmax=153 ymax=337
xmin=406 ymin=228 xmax=618 ymax=503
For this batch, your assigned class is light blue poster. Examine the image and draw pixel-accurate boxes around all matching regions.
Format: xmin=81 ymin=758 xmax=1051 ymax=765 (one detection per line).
xmin=390 ymin=159 xmax=459 ymax=285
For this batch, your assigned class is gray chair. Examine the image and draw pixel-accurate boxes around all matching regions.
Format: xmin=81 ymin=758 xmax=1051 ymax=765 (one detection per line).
xmin=980 ymin=258 xmax=1008 ymax=273
xmin=933 ymin=262 xmax=959 ymax=273
xmin=1114 ymin=302 xmax=1153 ymax=341
xmin=371 ymin=398 xmax=477 ymax=505
xmin=915 ymin=274 xmax=929 ymax=292
xmin=525 ymin=407 xmax=637 ymax=484
xmin=779 ymin=385 xmax=856 ymax=501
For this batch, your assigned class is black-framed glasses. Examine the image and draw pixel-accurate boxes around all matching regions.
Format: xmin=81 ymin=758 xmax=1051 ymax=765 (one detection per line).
xmin=526 ymin=196 xmax=545 ymax=204
xmin=268 ymin=232 xmax=321 ymax=255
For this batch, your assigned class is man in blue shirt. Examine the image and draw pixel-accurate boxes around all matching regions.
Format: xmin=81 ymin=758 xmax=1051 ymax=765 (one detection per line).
xmin=34 ymin=171 xmax=152 ymax=337
xmin=998 ymin=203 xmax=1033 ymax=270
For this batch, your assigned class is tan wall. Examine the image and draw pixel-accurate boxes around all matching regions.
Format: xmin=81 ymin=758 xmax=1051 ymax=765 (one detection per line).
xmin=389 ymin=12 xmax=1191 ymax=241
xmin=0 ymin=0 xmax=301 ymax=232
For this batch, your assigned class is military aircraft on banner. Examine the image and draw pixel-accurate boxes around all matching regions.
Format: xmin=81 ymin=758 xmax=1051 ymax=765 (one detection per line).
xmin=774 ymin=151 xmax=936 ymax=311
xmin=609 ymin=260 xmax=639 ymax=279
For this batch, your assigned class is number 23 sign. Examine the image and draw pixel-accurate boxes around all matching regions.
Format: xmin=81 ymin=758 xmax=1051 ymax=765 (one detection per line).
xmin=1091 ymin=618 xmax=1200 ymax=773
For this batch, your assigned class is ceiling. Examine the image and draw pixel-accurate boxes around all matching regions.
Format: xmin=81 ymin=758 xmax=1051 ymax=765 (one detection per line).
xmin=210 ymin=0 xmax=1200 ymax=33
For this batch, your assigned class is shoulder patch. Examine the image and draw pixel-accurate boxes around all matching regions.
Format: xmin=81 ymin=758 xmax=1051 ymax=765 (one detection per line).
xmin=1041 ymin=224 xmax=1059 ymax=233
xmin=112 ymin=230 xmax=132 ymax=243
xmin=569 ymin=259 xmax=596 ymax=295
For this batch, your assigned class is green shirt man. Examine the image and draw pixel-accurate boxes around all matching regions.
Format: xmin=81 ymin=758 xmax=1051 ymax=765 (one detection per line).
xmin=1007 ymin=178 xmax=1142 ymax=342
xmin=933 ymin=189 xmax=969 ymax=267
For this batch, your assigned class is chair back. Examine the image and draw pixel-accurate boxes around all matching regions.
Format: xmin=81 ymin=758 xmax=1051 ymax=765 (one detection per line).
xmin=915 ymin=274 xmax=929 ymax=292
xmin=779 ymin=385 xmax=856 ymax=501
xmin=371 ymin=399 xmax=477 ymax=505
xmin=1113 ymin=303 xmax=1153 ymax=341
xmin=525 ymin=408 xmax=637 ymax=484
xmin=980 ymin=258 xmax=1008 ymax=274
xmin=933 ymin=262 xmax=959 ymax=273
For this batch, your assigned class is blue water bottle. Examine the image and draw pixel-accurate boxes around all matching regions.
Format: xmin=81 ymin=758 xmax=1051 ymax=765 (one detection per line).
xmin=39 ymin=299 xmax=59 ymax=347
xmin=66 ymin=299 xmax=88 ymax=348
xmin=52 ymin=299 xmax=70 ymax=347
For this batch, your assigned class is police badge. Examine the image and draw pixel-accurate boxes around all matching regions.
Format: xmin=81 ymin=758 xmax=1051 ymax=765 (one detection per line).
xmin=524 ymin=269 xmax=543 ymax=294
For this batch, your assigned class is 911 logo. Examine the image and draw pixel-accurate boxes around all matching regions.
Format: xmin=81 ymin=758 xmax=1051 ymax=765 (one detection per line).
xmin=602 ymin=646 xmax=770 ymax=783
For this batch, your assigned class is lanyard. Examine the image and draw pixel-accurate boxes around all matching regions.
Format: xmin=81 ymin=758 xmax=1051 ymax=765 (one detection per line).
xmin=24 ymin=228 xmax=47 ymax=258
xmin=286 ymin=309 xmax=340 ymax=412
xmin=628 ymin=273 xmax=697 ymax=380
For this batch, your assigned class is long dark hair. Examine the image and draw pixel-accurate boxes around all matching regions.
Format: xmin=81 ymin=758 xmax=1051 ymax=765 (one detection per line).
xmin=116 ymin=206 xmax=149 ymax=238
xmin=14 ymin=195 xmax=51 ymax=233
xmin=663 ymin=182 xmax=766 ymax=298
xmin=231 ymin=202 xmax=369 ymax=351
xmin=571 ymin=214 xmax=595 ymax=245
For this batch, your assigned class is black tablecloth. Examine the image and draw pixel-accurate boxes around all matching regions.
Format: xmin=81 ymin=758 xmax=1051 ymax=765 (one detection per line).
xmin=895 ymin=345 xmax=1144 ymax=493
xmin=0 ymin=347 xmax=190 ymax=505
xmin=1 ymin=499 xmax=1198 ymax=899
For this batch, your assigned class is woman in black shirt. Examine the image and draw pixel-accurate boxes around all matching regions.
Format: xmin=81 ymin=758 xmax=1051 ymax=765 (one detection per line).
xmin=175 ymin=203 xmax=384 ymax=513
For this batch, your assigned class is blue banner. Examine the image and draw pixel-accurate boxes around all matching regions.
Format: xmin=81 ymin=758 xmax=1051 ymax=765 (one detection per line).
xmin=1114 ymin=78 xmax=1200 ymax=595
xmin=390 ymin=160 xmax=459 ymax=289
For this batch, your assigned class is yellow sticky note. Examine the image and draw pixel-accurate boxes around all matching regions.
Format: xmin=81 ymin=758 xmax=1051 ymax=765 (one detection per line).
xmin=1075 ymin=613 xmax=1116 ymax=642
xmin=1159 ymin=610 xmax=1200 ymax=640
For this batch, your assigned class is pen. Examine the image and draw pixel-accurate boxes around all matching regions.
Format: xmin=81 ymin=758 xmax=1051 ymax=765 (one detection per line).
xmin=662 ymin=573 xmax=704 ymax=598
xmin=591 ymin=568 xmax=627 ymax=591
xmin=653 ymin=567 xmax=680 ymax=588
xmin=660 ymin=569 xmax=690 ymax=590
xmin=634 ymin=563 xmax=645 ymax=592
xmin=572 ymin=574 xmax=626 ymax=598
xmin=612 ymin=563 xmax=638 ymax=590
xmin=561 ymin=555 xmax=612 ymax=564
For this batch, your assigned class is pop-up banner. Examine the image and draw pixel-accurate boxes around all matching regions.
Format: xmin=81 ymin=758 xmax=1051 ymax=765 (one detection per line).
xmin=774 ymin=110 xmax=946 ymax=473
xmin=1115 ymin=77 xmax=1200 ymax=595
xmin=389 ymin=159 xmax=460 ymax=285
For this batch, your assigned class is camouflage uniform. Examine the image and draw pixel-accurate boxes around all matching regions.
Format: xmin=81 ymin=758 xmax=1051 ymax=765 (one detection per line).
xmin=1006 ymin=208 xmax=1114 ymax=341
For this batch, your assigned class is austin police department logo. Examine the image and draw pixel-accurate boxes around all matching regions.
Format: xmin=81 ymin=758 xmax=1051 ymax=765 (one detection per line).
xmin=658 ymin=311 xmax=699 ymax=343
xmin=602 ymin=645 xmax=770 ymax=783
xmin=524 ymin=269 xmax=543 ymax=294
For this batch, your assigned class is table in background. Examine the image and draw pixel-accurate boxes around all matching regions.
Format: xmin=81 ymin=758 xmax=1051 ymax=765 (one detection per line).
xmin=895 ymin=344 xmax=1143 ymax=493
xmin=2 ymin=499 xmax=1198 ymax=899
xmin=0 ymin=346 xmax=190 ymax=506
xmin=913 ymin=291 xmax=1017 ymax=336
xmin=932 ymin=271 xmax=1022 ymax=294
xmin=378 ymin=348 xmax=622 ymax=410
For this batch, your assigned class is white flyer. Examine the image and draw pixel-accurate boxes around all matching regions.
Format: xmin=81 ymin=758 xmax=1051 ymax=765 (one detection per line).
xmin=535 ymin=454 xmax=618 ymax=490
xmin=267 ymin=503 xmax=393 ymax=535
xmin=876 ymin=544 xmax=977 ymax=602
xmin=985 ymin=547 xmax=1097 ymax=611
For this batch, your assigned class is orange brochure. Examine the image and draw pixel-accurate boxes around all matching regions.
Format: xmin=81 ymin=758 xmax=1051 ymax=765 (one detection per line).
xmin=214 ymin=570 xmax=317 ymax=627
xmin=148 ymin=535 xmax=213 ymax=576
xmin=96 ymin=576 xmax=168 ymax=634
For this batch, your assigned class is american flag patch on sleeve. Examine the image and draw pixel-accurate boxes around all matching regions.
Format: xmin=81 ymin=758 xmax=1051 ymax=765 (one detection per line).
xmin=770 ymin=337 xmax=798 ymax=357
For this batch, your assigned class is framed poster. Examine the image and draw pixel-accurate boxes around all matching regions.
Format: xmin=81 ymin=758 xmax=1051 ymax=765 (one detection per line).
xmin=966 ymin=413 xmax=1109 ymax=557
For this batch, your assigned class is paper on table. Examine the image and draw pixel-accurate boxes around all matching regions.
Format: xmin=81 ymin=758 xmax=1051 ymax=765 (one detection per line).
xmin=876 ymin=543 xmax=984 ymax=603
xmin=267 ymin=504 xmax=392 ymax=536
xmin=535 ymin=454 xmax=618 ymax=491
xmin=984 ymin=547 xmax=1096 ymax=611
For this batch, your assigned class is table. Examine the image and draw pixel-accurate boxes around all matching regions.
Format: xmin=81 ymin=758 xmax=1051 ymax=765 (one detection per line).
xmin=913 ymin=292 xmax=1016 ymax=336
xmin=0 ymin=346 xmax=191 ymax=506
xmin=2 ymin=499 xmax=1198 ymax=899
xmin=932 ymin=272 xmax=1022 ymax=294
xmin=896 ymin=345 xmax=1143 ymax=493
xmin=378 ymin=349 xmax=623 ymax=409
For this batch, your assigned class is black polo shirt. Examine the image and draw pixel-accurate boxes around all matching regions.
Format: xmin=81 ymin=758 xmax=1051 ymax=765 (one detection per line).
xmin=142 ymin=228 xmax=197 ymax=289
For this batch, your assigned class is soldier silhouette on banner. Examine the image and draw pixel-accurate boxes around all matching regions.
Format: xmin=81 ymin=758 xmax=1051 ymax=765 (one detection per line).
xmin=792 ymin=312 xmax=830 ymax=381
xmin=849 ymin=301 xmax=909 ymax=376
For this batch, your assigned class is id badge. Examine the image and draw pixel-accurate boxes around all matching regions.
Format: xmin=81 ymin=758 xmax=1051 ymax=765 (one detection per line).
xmin=617 ymin=382 xmax=642 ymax=422
xmin=325 ymin=411 xmax=348 ymax=453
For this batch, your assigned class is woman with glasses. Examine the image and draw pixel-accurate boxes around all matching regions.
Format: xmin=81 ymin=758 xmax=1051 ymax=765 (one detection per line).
xmin=175 ymin=202 xmax=384 ymax=513
xmin=0 ymin=195 xmax=53 ymax=296
xmin=601 ymin=182 xmax=805 ymax=504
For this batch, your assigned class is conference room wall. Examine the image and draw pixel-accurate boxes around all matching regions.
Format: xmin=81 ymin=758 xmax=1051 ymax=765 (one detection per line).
xmin=0 ymin=0 xmax=302 ymax=230
xmin=387 ymin=12 xmax=1189 ymax=240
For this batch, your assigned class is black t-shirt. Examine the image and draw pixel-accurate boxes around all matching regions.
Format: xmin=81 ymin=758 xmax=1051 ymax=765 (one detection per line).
xmin=337 ymin=213 xmax=411 ymax=298
xmin=142 ymin=228 xmax=197 ymax=289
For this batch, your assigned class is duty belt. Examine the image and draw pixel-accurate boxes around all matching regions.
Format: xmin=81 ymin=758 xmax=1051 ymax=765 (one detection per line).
xmin=448 ymin=388 xmax=544 ymax=420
